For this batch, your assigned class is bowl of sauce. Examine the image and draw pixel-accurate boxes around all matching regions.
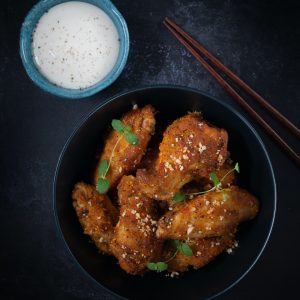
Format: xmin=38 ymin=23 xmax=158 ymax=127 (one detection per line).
xmin=20 ymin=0 xmax=129 ymax=98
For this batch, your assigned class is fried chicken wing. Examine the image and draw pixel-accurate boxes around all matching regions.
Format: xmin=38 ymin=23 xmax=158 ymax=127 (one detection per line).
xmin=166 ymin=236 xmax=234 ymax=272
xmin=156 ymin=186 xmax=259 ymax=240
xmin=180 ymin=161 xmax=236 ymax=197
xmin=72 ymin=182 xmax=119 ymax=254
xmin=136 ymin=113 xmax=228 ymax=201
xmin=198 ymin=161 xmax=236 ymax=189
xmin=110 ymin=176 xmax=163 ymax=275
xmin=94 ymin=105 xmax=156 ymax=189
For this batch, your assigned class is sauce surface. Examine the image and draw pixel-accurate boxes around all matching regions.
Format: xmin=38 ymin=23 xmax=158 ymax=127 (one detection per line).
xmin=32 ymin=1 xmax=120 ymax=89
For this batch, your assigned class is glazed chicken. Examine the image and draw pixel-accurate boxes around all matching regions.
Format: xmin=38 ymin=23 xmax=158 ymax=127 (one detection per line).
xmin=110 ymin=176 xmax=163 ymax=275
xmin=136 ymin=113 xmax=228 ymax=201
xmin=166 ymin=235 xmax=235 ymax=272
xmin=72 ymin=182 xmax=119 ymax=254
xmin=156 ymin=186 xmax=259 ymax=240
xmin=94 ymin=105 xmax=156 ymax=189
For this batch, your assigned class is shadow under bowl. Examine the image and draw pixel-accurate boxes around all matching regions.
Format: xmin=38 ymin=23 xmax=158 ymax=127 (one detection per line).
xmin=54 ymin=86 xmax=276 ymax=299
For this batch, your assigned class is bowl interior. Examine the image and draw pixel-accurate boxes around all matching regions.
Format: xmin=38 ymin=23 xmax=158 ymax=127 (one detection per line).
xmin=54 ymin=86 xmax=276 ymax=300
xmin=20 ymin=0 xmax=129 ymax=98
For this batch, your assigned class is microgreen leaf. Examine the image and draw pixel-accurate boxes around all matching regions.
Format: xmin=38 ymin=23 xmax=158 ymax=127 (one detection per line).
xmin=234 ymin=162 xmax=240 ymax=173
xmin=146 ymin=262 xmax=168 ymax=272
xmin=146 ymin=262 xmax=158 ymax=271
xmin=111 ymin=119 xmax=125 ymax=133
xmin=173 ymin=192 xmax=186 ymax=203
xmin=124 ymin=125 xmax=132 ymax=132
xmin=96 ymin=178 xmax=110 ymax=194
xmin=209 ymin=172 xmax=221 ymax=188
xmin=124 ymin=131 xmax=139 ymax=145
xmin=171 ymin=239 xmax=181 ymax=248
xmin=98 ymin=160 xmax=108 ymax=178
xmin=180 ymin=243 xmax=193 ymax=256
xmin=156 ymin=262 xmax=168 ymax=271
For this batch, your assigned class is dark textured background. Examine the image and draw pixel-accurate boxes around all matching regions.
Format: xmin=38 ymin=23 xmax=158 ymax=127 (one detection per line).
xmin=1 ymin=0 xmax=299 ymax=299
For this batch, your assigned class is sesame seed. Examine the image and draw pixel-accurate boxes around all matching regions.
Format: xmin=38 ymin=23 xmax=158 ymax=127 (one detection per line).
xmin=226 ymin=248 xmax=233 ymax=254
xmin=207 ymin=208 xmax=214 ymax=214
xmin=198 ymin=142 xmax=207 ymax=153
xmin=170 ymin=271 xmax=179 ymax=278
xmin=175 ymin=158 xmax=182 ymax=165
xmin=217 ymin=154 xmax=223 ymax=163
xmin=187 ymin=224 xmax=194 ymax=235
xmin=164 ymin=161 xmax=174 ymax=171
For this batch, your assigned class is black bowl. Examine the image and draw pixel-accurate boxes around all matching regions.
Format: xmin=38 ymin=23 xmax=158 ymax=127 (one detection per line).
xmin=54 ymin=86 xmax=276 ymax=300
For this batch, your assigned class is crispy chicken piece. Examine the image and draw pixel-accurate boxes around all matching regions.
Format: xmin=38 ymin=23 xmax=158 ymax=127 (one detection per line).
xmin=72 ymin=182 xmax=119 ymax=254
xmin=198 ymin=161 xmax=236 ymax=189
xmin=180 ymin=161 xmax=236 ymax=197
xmin=94 ymin=105 xmax=156 ymax=189
xmin=110 ymin=176 xmax=163 ymax=275
xmin=138 ymin=145 xmax=159 ymax=171
xmin=136 ymin=113 xmax=228 ymax=201
xmin=166 ymin=236 xmax=235 ymax=272
xmin=157 ymin=186 xmax=259 ymax=240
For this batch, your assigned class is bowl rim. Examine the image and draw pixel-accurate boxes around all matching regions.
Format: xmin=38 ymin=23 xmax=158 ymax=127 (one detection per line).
xmin=19 ymin=0 xmax=129 ymax=99
xmin=53 ymin=84 xmax=277 ymax=300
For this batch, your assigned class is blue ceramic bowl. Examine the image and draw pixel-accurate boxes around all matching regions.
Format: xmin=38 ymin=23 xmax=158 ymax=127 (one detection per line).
xmin=20 ymin=0 xmax=129 ymax=99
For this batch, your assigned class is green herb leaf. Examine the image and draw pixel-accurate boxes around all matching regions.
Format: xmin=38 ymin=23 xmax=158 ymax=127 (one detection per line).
xmin=234 ymin=162 xmax=240 ymax=173
xmin=180 ymin=243 xmax=193 ymax=256
xmin=146 ymin=261 xmax=168 ymax=272
xmin=173 ymin=192 xmax=186 ymax=202
xmin=146 ymin=262 xmax=158 ymax=271
xmin=171 ymin=239 xmax=181 ymax=248
xmin=111 ymin=119 xmax=125 ymax=133
xmin=156 ymin=262 xmax=168 ymax=271
xmin=124 ymin=125 xmax=132 ymax=132
xmin=124 ymin=131 xmax=139 ymax=145
xmin=98 ymin=160 xmax=108 ymax=178
xmin=96 ymin=178 xmax=110 ymax=194
xmin=209 ymin=172 xmax=221 ymax=188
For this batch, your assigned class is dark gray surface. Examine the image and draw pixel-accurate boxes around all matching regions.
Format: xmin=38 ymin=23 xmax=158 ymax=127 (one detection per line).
xmin=0 ymin=0 xmax=299 ymax=299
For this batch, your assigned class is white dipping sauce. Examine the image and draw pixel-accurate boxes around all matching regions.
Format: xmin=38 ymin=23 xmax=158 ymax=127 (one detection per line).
xmin=32 ymin=1 xmax=120 ymax=89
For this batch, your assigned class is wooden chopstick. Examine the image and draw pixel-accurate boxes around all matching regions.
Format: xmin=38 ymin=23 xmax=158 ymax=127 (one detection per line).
xmin=163 ymin=18 xmax=300 ymax=166
xmin=165 ymin=17 xmax=300 ymax=140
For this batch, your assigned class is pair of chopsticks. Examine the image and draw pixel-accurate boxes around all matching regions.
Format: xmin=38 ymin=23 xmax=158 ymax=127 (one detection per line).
xmin=163 ymin=17 xmax=300 ymax=166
